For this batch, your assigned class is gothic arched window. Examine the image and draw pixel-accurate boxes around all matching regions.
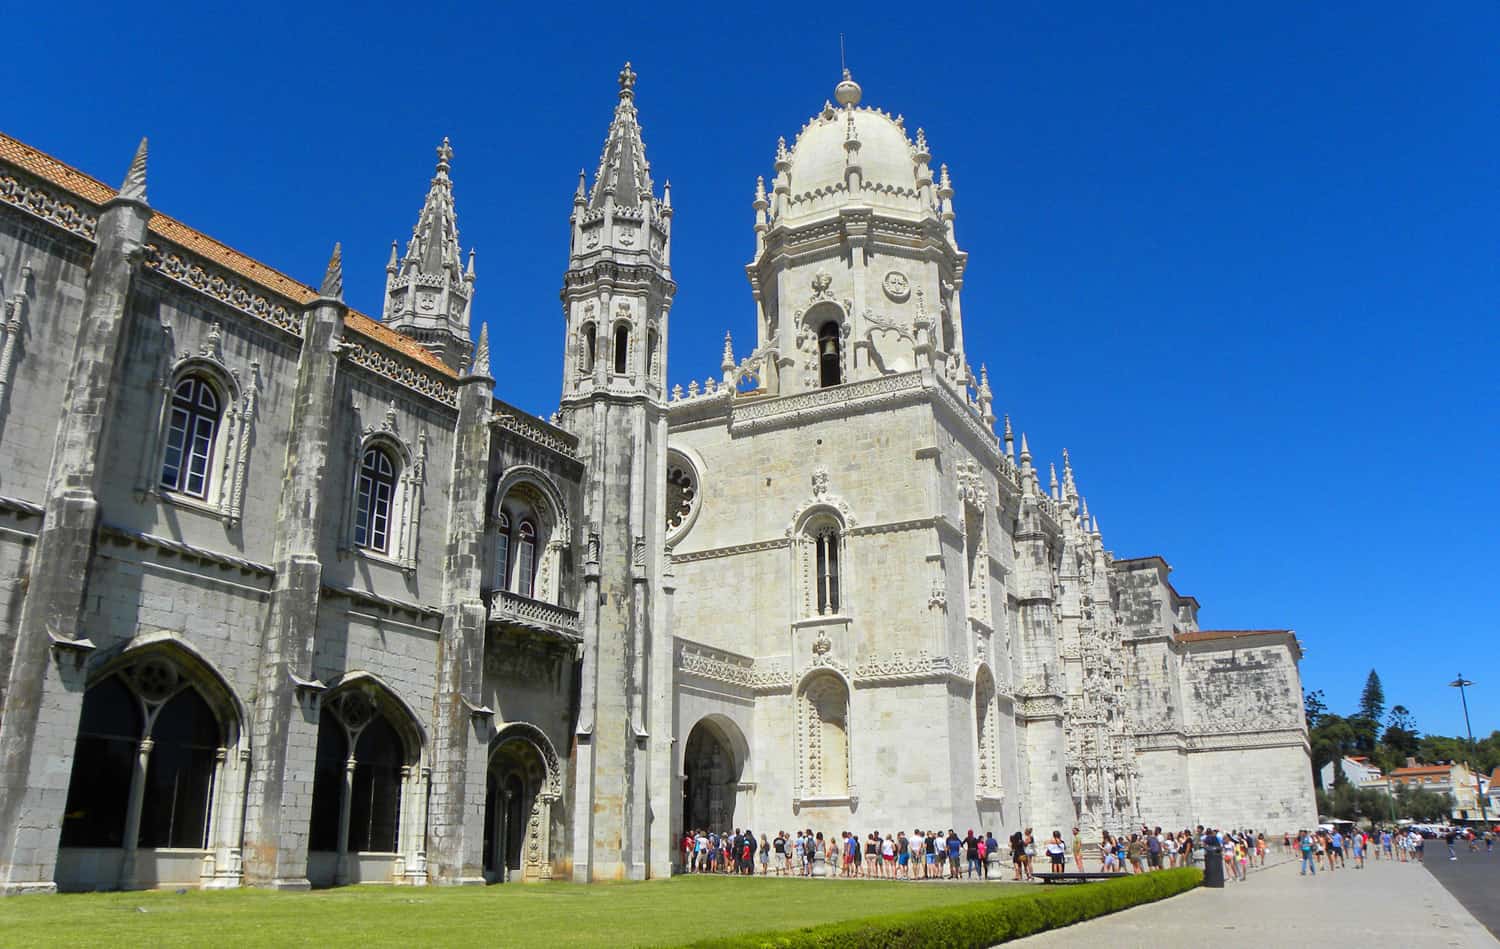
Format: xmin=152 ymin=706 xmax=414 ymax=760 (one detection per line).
xmin=309 ymin=686 xmax=417 ymax=862
xmin=818 ymin=321 xmax=842 ymax=387
xmin=160 ymin=375 xmax=222 ymax=498
xmin=355 ymin=448 xmax=398 ymax=553
xmin=59 ymin=657 xmax=228 ymax=853
xmin=613 ymin=324 xmax=630 ymax=375
xmin=514 ymin=520 xmax=536 ymax=598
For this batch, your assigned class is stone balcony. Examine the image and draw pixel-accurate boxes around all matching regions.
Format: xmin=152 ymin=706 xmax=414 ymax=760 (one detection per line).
xmin=486 ymin=590 xmax=583 ymax=643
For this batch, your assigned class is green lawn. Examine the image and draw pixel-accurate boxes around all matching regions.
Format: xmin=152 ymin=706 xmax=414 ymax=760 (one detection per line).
xmin=0 ymin=875 xmax=1035 ymax=948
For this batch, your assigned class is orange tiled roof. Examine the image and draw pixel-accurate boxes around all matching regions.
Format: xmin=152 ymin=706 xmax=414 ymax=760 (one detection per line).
xmin=0 ymin=130 xmax=456 ymax=380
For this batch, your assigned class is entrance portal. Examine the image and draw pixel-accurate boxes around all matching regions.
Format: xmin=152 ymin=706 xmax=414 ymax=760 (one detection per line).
xmin=484 ymin=736 xmax=548 ymax=882
xmin=682 ymin=719 xmax=742 ymax=832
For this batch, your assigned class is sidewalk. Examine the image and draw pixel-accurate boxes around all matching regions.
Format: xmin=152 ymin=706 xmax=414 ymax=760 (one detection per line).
xmin=1014 ymin=856 xmax=1497 ymax=948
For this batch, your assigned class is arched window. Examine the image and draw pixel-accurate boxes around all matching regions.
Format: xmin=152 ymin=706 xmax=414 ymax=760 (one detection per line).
xmin=581 ymin=323 xmax=597 ymax=373
xmin=59 ymin=657 xmax=226 ymax=853
xmin=309 ymin=687 xmax=415 ymax=862
xmin=613 ymin=324 xmax=630 ymax=375
xmin=355 ymin=448 xmax=398 ymax=553
xmin=818 ymin=321 xmax=842 ymax=387
xmin=814 ymin=526 xmax=840 ymax=615
xmin=160 ymin=376 xmax=222 ymax=498
xmin=495 ymin=511 xmax=512 ymax=592
xmin=514 ymin=520 xmax=536 ymax=598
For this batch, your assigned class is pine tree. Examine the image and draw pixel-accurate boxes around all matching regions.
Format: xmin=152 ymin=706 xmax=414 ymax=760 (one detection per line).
xmin=1358 ymin=669 xmax=1385 ymax=725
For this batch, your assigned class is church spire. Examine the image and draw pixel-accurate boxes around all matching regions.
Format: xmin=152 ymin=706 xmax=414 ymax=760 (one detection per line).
xmin=384 ymin=137 xmax=475 ymax=371
xmin=587 ymin=61 xmax=653 ymax=211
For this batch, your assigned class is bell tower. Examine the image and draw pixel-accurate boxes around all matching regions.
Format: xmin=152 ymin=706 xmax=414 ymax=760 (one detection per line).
xmin=559 ymin=62 xmax=676 ymax=881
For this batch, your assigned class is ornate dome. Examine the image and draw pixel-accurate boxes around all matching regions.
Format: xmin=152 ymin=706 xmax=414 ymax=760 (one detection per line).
xmin=780 ymin=78 xmax=932 ymax=223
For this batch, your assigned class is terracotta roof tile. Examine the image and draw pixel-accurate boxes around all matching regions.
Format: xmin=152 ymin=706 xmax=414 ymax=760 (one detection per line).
xmin=0 ymin=130 xmax=456 ymax=380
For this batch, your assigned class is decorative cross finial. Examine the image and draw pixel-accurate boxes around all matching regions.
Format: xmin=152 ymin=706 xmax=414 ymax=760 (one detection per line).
xmin=618 ymin=61 xmax=637 ymax=99
xmin=436 ymin=137 xmax=453 ymax=173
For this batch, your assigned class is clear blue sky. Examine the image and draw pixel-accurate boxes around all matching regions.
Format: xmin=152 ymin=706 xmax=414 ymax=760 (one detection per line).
xmin=5 ymin=3 xmax=1495 ymax=738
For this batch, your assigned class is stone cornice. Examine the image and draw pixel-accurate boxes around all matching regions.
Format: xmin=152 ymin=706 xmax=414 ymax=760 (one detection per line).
xmin=728 ymin=371 xmax=925 ymax=435
xmin=491 ymin=408 xmax=581 ymax=461
xmin=98 ymin=524 xmax=275 ymax=577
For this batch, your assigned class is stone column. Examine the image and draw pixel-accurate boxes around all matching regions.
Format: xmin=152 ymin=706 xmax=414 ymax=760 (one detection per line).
xmin=239 ymin=249 xmax=346 ymax=889
xmin=0 ymin=142 xmax=151 ymax=894
xmin=425 ymin=348 xmax=492 ymax=885
xmin=648 ymin=527 xmax=678 ymax=879
xmin=117 ymin=736 xmax=154 ymax=889
xmin=334 ymin=753 xmax=355 ymax=885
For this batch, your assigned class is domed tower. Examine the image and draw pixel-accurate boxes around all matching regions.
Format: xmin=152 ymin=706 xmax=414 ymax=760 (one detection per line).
xmin=748 ymin=70 xmax=970 ymax=395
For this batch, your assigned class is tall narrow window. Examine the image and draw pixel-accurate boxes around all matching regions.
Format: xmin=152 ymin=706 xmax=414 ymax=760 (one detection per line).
xmin=495 ymin=511 xmax=511 ymax=592
xmin=138 ymin=686 xmax=218 ymax=848
xmin=815 ymin=528 xmax=840 ymax=614
xmin=818 ymin=322 xmax=841 ymax=387
xmin=160 ymin=376 xmax=222 ymax=498
xmin=614 ymin=324 xmax=630 ymax=375
xmin=355 ymin=449 xmax=398 ymax=553
xmin=515 ymin=521 xmax=536 ymax=598
xmin=581 ymin=324 xmax=596 ymax=373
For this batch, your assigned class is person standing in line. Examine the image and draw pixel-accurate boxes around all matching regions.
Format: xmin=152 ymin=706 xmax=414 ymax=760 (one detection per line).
xmin=948 ymin=830 xmax=963 ymax=879
xmin=985 ymin=831 xmax=1000 ymax=879
xmin=1071 ymin=826 xmax=1085 ymax=872
xmin=1100 ymin=832 xmax=1118 ymax=872
xmin=1022 ymin=828 xmax=1037 ymax=880
xmin=963 ymin=830 xmax=979 ymax=878
xmin=1046 ymin=831 xmax=1067 ymax=873
xmin=1411 ymin=829 xmax=1425 ymax=864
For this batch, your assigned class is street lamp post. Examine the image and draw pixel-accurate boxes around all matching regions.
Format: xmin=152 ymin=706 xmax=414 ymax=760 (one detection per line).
xmin=1448 ymin=675 xmax=1489 ymax=827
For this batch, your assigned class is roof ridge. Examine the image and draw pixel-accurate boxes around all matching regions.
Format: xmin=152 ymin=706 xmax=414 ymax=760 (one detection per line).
xmin=0 ymin=130 xmax=456 ymax=380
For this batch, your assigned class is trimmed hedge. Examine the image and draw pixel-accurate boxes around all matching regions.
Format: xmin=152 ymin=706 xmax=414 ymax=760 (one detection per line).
xmin=686 ymin=868 xmax=1202 ymax=949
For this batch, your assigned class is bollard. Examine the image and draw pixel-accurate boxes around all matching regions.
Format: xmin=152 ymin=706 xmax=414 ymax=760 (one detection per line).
xmin=1202 ymin=837 xmax=1225 ymax=888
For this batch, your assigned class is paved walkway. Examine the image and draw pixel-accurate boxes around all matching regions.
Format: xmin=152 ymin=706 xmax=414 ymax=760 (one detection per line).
xmin=1015 ymin=856 xmax=1498 ymax=948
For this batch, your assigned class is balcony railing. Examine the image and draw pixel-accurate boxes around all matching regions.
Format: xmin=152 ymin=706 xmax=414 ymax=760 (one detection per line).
xmin=488 ymin=590 xmax=582 ymax=641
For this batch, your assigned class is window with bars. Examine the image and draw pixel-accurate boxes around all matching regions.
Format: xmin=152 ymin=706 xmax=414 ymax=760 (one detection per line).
xmin=160 ymin=376 xmax=222 ymax=499
xmin=355 ymin=448 xmax=398 ymax=553
xmin=515 ymin=521 xmax=536 ymax=598
xmin=814 ymin=527 xmax=841 ymax=615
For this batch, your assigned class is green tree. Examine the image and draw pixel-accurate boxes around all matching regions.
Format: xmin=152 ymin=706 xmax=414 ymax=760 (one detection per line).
xmin=1393 ymin=784 xmax=1454 ymax=822
xmin=1358 ymin=669 xmax=1386 ymax=725
xmin=1310 ymin=714 xmax=1358 ymax=788
xmin=1304 ymin=689 xmax=1327 ymax=729
xmin=1381 ymin=704 xmax=1421 ymax=761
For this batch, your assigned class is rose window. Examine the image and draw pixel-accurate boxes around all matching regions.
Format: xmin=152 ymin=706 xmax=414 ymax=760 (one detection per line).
xmin=665 ymin=450 xmax=701 ymax=542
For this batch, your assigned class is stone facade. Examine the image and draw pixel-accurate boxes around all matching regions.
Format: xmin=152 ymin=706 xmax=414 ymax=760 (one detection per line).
xmin=0 ymin=65 xmax=1313 ymax=895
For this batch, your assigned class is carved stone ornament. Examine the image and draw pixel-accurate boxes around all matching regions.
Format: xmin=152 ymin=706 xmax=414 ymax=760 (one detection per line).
xmin=810 ymin=269 xmax=833 ymax=300
xmin=882 ymin=270 xmax=911 ymax=302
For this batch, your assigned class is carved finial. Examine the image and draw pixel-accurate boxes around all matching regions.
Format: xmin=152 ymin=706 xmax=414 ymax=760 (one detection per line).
xmin=776 ymin=136 xmax=790 ymax=164
xmin=915 ymin=127 xmax=929 ymax=156
xmin=385 ymin=240 xmax=399 ymax=274
xmin=938 ymin=163 xmax=952 ymax=194
xmin=721 ymin=330 xmax=735 ymax=371
xmin=383 ymin=400 xmax=398 ymax=433
xmin=436 ymin=137 xmax=453 ymax=174
xmin=574 ymin=169 xmax=587 ymax=204
xmin=1049 ymin=463 xmax=1059 ymax=496
xmin=662 ymin=180 xmax=672 ymax=209
xmin=977 ymin=363 xmax=992 ymax=398
xmin=1019 ymin=433 xmax=1031 ymax=464
xmin=1092 ymin=516 xmax=1101 ymax=537
xmin=118 ymin=137 xmax=149 ymax=203
xmin=466 ymin=247 xmax=476 ymax=279
xmin=618 ymin=61 xmax=637 ymax=99
xmin=754 ymin=176 xmax=767 ymax=206
xmin=320 ymin=242 xmax=343 ymax=300
xmin=471 ymin=322 xmax=491 ymax=377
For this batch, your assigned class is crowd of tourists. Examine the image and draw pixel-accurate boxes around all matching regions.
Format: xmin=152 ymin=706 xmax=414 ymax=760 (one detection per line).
xmin=1291 ymin=826 xmax=1495 ymax=876
xmin=679 ymin=824 xmax=1278 ymax=881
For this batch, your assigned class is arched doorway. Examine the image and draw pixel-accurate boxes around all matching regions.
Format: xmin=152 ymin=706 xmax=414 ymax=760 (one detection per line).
xmin=682 ymin=719 xmax=743 ymax=832
xmin=484 ymin=725 xmax=558 ymax=883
